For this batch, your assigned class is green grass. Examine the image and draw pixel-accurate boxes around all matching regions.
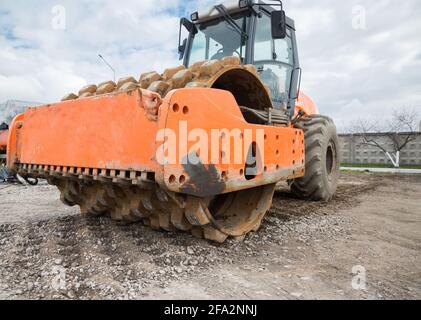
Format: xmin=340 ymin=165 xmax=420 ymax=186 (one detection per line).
xmin=341 ymin=163 xmax=421 ymax=170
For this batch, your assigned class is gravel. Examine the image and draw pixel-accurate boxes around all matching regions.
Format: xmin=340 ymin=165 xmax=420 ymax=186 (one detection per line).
xmin=1 ymin=173 xmax=420 ymax=300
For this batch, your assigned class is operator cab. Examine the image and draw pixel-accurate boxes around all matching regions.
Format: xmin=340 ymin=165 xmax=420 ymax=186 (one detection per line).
xmin=178 ymin=0 xmax=300 ymax=114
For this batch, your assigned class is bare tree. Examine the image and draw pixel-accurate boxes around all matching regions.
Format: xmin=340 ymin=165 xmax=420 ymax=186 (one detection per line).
xmin=350 ymin=109 xmax=419 ymax=168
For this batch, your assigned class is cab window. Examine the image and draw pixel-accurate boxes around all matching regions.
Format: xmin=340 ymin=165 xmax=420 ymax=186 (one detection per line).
xmin=254 ymin=13 xmax=294 ymax=108
xmin=189 ymin=14 xmax=249 ymax=65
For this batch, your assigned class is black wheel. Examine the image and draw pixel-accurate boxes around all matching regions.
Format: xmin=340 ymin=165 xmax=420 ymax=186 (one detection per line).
xmin=291 ymin=115 xmax=340 ymax=201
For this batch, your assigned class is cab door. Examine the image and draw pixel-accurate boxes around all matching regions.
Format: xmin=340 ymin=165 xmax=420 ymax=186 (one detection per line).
xmin=253 ymin=12 xmax=295 ymax=111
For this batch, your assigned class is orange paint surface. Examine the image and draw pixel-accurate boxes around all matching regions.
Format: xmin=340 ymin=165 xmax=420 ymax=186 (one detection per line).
xmin=0 ymin=130 xmax=8 ymax=151
xmin=7 ymin=88 xmax=305 ymax=196
xmin=295 ymin=91 xmax=319 ymax=116
xmin=8 ymin=90 xmax=160 ymax=173
xmin=162 ymin=88 xmax=305 ymax=194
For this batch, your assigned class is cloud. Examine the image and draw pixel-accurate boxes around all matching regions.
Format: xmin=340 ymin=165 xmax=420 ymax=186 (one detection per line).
xmin=0 ymin=0 xmax=183 ymax=103
xmin=288 ymin=0 xmax=421 ymax=130
xmin=0 ymin=0 xmax=420 ymax=131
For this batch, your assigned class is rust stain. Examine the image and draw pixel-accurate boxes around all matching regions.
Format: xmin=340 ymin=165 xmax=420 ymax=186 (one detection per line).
xmin=180 ymin=154 xmax=226 ymax=197
xmin=138 ymin=89 xmax=162 ymax=122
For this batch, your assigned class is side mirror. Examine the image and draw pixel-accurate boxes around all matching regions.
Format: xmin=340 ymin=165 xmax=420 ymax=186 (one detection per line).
xmin=178 ymin=38 xmax=187 ymax=60
xmin=271 ymin=10 xmax=287 ymax=39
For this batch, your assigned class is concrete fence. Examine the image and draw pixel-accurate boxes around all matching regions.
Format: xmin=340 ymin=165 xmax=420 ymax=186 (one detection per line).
xmin=339 ymin=133 xmax=421 ymax=166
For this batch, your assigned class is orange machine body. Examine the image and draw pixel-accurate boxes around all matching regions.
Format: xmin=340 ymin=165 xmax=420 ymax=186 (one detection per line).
xmin=7 ymin=88 xmax=305 ymax=197
xmin=0 ymin=130 xmax=8 ymax=151
xmin=295 ymin=91 xmax=319 ymax=117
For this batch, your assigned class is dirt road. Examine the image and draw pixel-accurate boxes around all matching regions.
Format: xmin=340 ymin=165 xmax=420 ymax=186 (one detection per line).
xmin=0 ymin=173 xmax=420 ymax=300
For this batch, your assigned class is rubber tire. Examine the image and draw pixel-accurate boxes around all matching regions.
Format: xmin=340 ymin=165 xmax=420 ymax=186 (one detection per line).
xmin=291 ymin=115 xmax=340 ymax=201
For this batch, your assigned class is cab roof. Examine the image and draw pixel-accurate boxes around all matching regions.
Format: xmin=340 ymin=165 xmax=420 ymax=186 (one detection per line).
xmin=193 ymin=0 xmax=295 ymax=30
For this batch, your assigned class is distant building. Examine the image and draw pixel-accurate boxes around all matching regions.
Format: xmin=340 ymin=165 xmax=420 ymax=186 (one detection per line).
xmin=339 ymin=132 xmax=421 ymax=166
xmin=0 ymin=100 xmax=41 ymax=125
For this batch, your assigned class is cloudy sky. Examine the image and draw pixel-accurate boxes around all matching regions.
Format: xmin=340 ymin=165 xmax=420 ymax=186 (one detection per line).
xmin=0 ymin=0 xmax=420 ymax=131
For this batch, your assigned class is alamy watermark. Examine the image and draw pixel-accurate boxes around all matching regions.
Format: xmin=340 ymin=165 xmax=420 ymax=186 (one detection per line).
xmin=156 ymin=121 xmax=266 ymax=174
xmin=352 ymin=5 xmax=367 ymax=30
xmin=51 ymin=5 xmax=66 ymax=30
xmin=352 ymin=265 xmax=367 ymax=290
xmin=51 ymin=265 xmax=67 ymax=292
